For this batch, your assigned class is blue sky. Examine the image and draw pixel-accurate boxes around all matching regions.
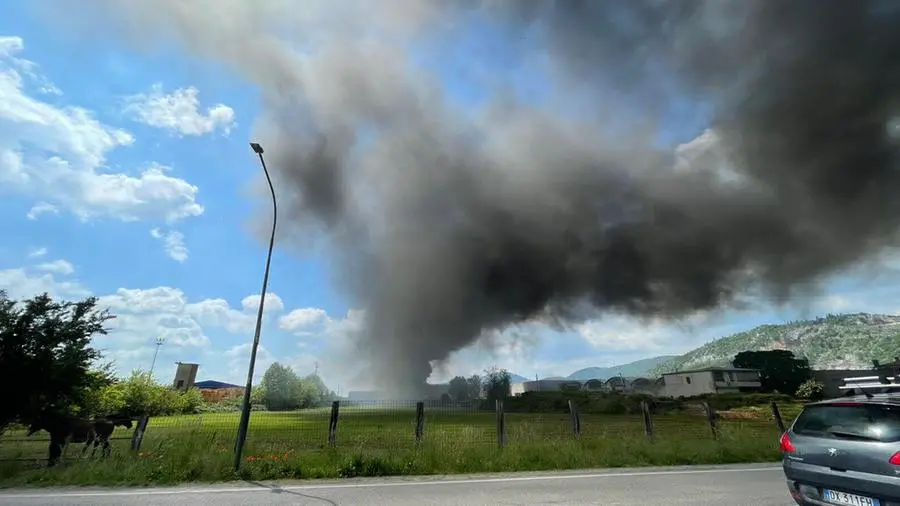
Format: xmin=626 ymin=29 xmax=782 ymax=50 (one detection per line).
xmin=2 ymin=3 xmax=900 ymax=392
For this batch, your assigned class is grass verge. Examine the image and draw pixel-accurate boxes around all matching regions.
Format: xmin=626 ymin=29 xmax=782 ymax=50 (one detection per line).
xmin=0 ymin=409 xmax=785 ymax=487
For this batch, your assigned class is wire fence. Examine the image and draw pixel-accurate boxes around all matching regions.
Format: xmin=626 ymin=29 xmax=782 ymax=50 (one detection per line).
xmin=0 ymin=399 xmax=792 ymax=465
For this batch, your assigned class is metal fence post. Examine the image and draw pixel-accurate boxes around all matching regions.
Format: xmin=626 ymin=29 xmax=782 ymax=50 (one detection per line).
xmin=415 ymin=401 xmax=425 ymax=444
xmin=567 ymin=399 xmax=581 ymax=439
xmin=702 ymin=402 xmax=719 ymax=440
xmin=771 ymin=401 xmax=786 ymax=433
xmin=130 ymin=415 xmax=150 ymax=452
xmin=495 ymin=399 xmax=505 ymax=448
xmin=641 ymin=400 xmax=654 ymax=439
xmin=328 ymin=401 xmax=340 ymax=445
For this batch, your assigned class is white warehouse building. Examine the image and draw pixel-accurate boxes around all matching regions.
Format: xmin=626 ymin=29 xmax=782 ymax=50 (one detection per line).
xmin=510 ymin=379 xmax=584 ymax=395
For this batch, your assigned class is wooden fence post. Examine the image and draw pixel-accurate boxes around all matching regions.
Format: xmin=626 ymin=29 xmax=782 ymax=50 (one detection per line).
xmin=771 ymin=401 xmax=786 ymax=433
xmin=415 ymin=401 xmax=425 ymax=444
xmin=495 ymin=399 xmax=506 ymax=448
xmin=328 ymin=400 xmax=340 ymax=445
xmin=640 ymin=400 xmax=654 ymax=439
xmin=130 ymin=415 xmax=150 ymax=452
xmin=702 ymin=402 xmax=718 ymax=439
xmin=567 ymin=399 xmax=581 ymax=439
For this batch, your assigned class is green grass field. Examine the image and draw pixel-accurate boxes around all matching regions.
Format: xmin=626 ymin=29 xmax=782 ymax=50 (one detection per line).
xmin=0 ymin=406 xmax=790 ymax=487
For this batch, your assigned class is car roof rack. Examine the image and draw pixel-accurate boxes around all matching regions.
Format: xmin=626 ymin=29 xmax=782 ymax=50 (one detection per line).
xmin=839 ymin=375 xmax=900 ymax=398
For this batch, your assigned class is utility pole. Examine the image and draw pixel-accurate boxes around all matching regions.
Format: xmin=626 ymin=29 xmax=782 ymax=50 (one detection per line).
xmin=149 ymin=337 xmax=165 ymax=378
xmin=234 ymin=142 xmax=278 ymax=472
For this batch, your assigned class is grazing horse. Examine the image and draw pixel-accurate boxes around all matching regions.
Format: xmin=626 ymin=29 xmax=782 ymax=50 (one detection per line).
xmin=27 ymin=413 xmax=133 ymax=466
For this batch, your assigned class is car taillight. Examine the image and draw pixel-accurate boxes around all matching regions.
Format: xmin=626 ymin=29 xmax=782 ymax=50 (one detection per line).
xmin=890 ymin=452 xmax=900 ymax=465
xmin=780 ymin=432 xmax=796 ymax=453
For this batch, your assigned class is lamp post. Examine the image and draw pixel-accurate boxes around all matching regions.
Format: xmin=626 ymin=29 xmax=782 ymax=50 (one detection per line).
xmin=149 ymin=337 xmax=165 ymax=378
xmin=233 ymin=142 xmax=278 ymax=471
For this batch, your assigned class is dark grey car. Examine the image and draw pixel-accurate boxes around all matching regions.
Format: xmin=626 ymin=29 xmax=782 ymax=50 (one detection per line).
xmin=781 ymin=396 xmax=900 ymax=506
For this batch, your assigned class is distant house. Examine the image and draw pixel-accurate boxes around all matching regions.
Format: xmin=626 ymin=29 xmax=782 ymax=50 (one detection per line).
xmin=195 ymin=380 xmax=245 ymax=403
xmin=511 ymin=379 xmax=583 ymax=394
xmin=194 ymin=380 xmax=242 ymax=389
xmin=661 ymin=367 xmax=761 ymax=397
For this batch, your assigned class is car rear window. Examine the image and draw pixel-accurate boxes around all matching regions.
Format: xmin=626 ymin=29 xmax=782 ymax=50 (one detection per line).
xmin=793 ymin=403 xmax=900 ymax=443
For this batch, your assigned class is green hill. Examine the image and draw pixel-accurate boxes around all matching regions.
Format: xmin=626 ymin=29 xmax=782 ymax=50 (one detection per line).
xmin=650 ymin=313 xmax=900 ymax=376
xmin=567 ymin=355 xmax=676 ymax=380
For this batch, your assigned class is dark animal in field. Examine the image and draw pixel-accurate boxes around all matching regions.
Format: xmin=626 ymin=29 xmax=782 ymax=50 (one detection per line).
xmin=27 ymin=413 xmax=133 ymax=466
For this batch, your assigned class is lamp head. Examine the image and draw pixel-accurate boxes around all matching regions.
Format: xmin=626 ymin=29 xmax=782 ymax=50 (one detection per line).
xmin=250 ymin=142 xmax=264 ymax=155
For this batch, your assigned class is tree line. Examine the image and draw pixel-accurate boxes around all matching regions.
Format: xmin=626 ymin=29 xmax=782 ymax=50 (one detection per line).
xmin=0 ymin=288 xmax=833 ymax=436
xmin=253 ymin=362 xmax=334 ymax=410
xmin=444 ymin=368 xmax=512 ymax=405
xmin=0 ymin=291 xmax=334 ymax=433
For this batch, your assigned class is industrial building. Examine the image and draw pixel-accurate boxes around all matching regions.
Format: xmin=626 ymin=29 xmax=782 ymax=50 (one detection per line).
xmin=172 ymin=362 xmax=199 ymax=391
xmin=661 ymin=367 xmax=761 ymax=397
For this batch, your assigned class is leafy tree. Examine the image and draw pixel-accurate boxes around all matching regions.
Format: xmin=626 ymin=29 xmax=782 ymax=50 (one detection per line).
xmin=482 ymin=368 xmax=511 ymax=403
xmin=0 ymin=291 xmax=113 ymax=430
xmin=795 ymin=379 xmax=826 ymax=401
xmin=93 ymin=381 xmax=128 ymax=414
xmin=261 ymin=363 xmax=302 ymax=410
xmin=250 ymin=384 xmax=266 ymax=406
xmin=466 ymin=374 xmax=482 ymax=400
xmin=448 ymin=376 xmax=469 ymax=401
xmin=298 ymin=373 xmax=332 ymax=408
xmin=78 ymin=365 xmax=122 ymax=415
xmin=732 ymin=350 xmax=812 ymax=395
xmin=174 ymin=387 xmax=205 ymax=414
xmin=101 ymin=370 xmax=206 ymax=416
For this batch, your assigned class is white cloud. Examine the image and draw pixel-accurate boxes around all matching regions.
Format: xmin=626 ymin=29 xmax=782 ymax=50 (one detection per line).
xmin=0 ymin=267 xmax=90 ymax=300
xmin=150 ymin=228 xmax=189 ymax=262
xmin=26 ymin=201 xmax=58 ymax=220
xmin=0 ymin=263 xmax=348 ymax=386
xmin=99 ymin=288 xmax=284 ymax=341
xmin=27 ymin=246 xmax=47 ymax=258
xmin=0 ymin=36 xmax=60 ymax=96
xmin=124 ymin=83 xmax=236 ymax=136
xmin=241 ymin=293 xmax=285 ymax=313
xmin=279 ymin=307 xmax=328 ymax=332
xmin=0 ymin=36 xmax=204 ymax=223
xmin=35 ymin=259 xmax=75 ymax=275
xmin=224 ymin=343 xmax=273 ymax=381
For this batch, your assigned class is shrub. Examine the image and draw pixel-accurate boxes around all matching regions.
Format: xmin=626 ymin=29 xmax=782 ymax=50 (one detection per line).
xmin=794 ymin=379 xmax=826 ymax=401
xmin=88 ymin=371 xmax=212 ymax=417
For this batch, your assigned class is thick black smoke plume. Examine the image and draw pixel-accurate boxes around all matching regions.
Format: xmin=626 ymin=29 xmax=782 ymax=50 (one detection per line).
xmin=50 ymin=0 xmax=900 ymax=390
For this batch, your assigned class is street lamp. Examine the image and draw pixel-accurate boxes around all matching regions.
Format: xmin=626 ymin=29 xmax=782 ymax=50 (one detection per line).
xmin=233 ymin=142 xmax=278 ymax=471
xmin=149 ymin=337 xmax=165 ymax=378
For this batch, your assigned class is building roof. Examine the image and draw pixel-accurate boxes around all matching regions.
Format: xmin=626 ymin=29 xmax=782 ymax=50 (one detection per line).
xmin=661 ymin=366 xmax=759 ymax=375
xmin=194 ymin=380 xmax=243 ymax=389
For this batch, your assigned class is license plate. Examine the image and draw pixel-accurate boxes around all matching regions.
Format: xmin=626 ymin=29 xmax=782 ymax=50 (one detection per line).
xmin=823 ymin=489 xmax=880 ymax=506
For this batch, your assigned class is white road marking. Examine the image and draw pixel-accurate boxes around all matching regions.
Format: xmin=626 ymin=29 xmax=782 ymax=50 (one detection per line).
xmin=0 ymin=465 xmax=782 ymax=499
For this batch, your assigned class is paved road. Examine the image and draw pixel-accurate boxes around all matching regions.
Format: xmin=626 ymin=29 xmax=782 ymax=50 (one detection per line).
xmin=0 ymin=463 xmax=789 ymax=505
